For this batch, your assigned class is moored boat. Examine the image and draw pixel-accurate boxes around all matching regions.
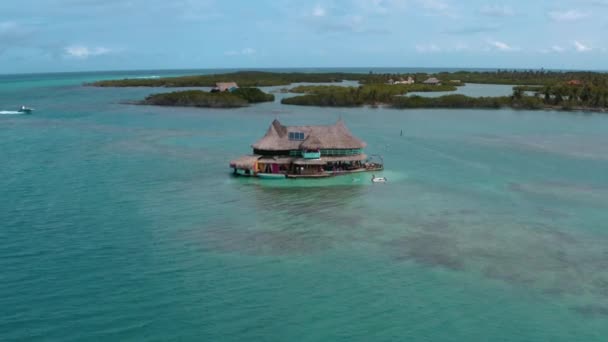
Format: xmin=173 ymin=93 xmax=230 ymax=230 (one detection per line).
xmin=371 ymin=175 xmax=387 ymax=183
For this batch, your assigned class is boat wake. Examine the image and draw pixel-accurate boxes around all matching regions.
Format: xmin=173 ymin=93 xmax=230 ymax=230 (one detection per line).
xmin=0 ymin=110 xmax=24 ymax=115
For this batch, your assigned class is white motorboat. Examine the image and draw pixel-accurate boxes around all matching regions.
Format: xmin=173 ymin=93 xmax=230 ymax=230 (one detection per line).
xmin=371 ymin=175 xmax=387 ymax=183
xmin=18 ymin=106 xmax=34 ymax=113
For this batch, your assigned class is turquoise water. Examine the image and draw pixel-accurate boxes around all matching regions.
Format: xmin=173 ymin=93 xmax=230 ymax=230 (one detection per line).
xmin=2 ymin=71 xmax=608 ymax=341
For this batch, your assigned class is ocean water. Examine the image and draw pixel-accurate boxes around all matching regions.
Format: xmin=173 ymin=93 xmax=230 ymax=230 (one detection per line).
xmin=1 ymin=70 xmax=608 ymax=341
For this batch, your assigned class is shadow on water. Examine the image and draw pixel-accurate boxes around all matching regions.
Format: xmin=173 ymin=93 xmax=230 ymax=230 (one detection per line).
xmin=190 ymin=181 xmax=370 ymax=257
xmin=249 ymin=183 xmax=368 ymax=223
xmin=200 ymin=225 xmax=334 ymax=257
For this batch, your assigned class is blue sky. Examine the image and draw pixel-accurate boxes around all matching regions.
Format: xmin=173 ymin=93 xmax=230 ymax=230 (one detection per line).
xmin=1 ymin=0 xmax=607 ymax=73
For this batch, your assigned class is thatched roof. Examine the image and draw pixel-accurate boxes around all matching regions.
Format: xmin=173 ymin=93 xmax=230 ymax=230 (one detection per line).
xmin=216 ymin=82 xmax=238 ymax=91
xmin=252 ymin=119 xmax=366 ymax=151
xmin=423 ymin=77 xmax=441 ymax=84
xmin=229 ymin=155 xmax=259 ymax=169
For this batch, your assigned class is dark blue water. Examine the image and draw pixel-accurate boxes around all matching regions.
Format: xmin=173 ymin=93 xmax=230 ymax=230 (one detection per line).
xmin=2 ymin=70 xmax=608 ymax=341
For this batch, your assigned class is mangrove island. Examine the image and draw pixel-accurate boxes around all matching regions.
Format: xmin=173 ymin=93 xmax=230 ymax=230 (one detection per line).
xmin=94 ymin=70 xmax=608 ymax=112
xmin=140 ymin=87 xmax=275 ymax=108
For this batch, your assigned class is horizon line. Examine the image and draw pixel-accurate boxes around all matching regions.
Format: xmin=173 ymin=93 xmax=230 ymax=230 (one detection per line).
xmin=1 ymin=66 xmax=607 ymax=77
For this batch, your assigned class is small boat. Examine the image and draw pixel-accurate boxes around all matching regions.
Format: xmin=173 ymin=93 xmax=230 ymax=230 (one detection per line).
xmin=18 ymin=106 xmax=34 ymax=114
xmin=257 ymin=173 xmax=286 ymax=179
xmin=371 ymin=175 xmax=387 ymax=183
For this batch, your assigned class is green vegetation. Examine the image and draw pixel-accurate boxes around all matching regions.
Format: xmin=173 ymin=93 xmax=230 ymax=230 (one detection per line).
xmin=95 ymin=69 xmax=608 ymax=112
xmin=290 ymin=83 xmax=456 ymax=94
xmin=392 ymin=95 xmax=544 ymax=110
xmin=231 ymin=87 xmax=275 ymax=103
xmin=91 ymin=71 xmax=362 ymax=87
xmin=525 ymin=84 xmax=608 ymax=110
xmin=92 ymin=70 xmax=608 ymax=89
xmin=513 ymin=85 xmax=545 ymax=92
xmin=283 ymin=84 xmax=457 ymax=106
xmin=282 ymin=82 xmax=608 ymax=112
xmin=141 ymin=88 xmax=274 ymax=108
xmin=432 ymin=70 xmax=608 ymax=86
xmin=283 ymin=91 xmax=546 ymax=110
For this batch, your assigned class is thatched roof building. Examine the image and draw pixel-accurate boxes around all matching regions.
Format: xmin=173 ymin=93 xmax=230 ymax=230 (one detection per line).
xmin=252 ymin=119 xmax=366 ymax=152
xmin=216 ymin=82 xmax=239 ymax=92
xmin=423 ymin=77 xmax=441 ymax=85
xmin=230 ymin=119 xmax=381 ymax=178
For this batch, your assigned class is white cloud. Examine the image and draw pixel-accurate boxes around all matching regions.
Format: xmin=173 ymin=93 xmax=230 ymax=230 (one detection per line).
xmin=480 ymin=5 xmax=514 ymax=17
xmin=574 ymin=41 xmax=591 ymax=52
xmin=552 ymin=45 xmax=565 ymax=52
xmin=548 ymin=10 xmax=589 ymax=21
xmin=64 ymin=45 xmax=111 ymax=59
xmin=312 ymin=4 xmax=326 ymax=17
xmin=415 ymin=43 xmax=441 ymax=53
xmin=489 ymin=40 xmax=517 ymax=51
xmin=241 ymin=47 xmax=256 ymax=55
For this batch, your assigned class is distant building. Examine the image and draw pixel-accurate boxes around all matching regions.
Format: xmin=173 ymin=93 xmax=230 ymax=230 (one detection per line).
xmin=387 ymin=78 xmax=395 ymax=85
xmin=423 ymin=77 xmax=441 ymax=85
xmin=215 ymin=82 xmax=239 ymax=92
xmin=394 ymin=76 xmax=415 ymax=85
xmin=567 ymin=80 xmax=583 ymax=86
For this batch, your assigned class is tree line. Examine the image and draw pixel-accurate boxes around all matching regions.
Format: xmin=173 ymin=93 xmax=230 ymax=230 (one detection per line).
xmin=141 ymin=88 xmax=274 ymax=108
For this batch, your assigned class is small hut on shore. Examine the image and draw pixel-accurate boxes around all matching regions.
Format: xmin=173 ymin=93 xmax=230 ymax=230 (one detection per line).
xmin=230 ymin=119 xmax=382 ymax=178
xmin=215 ymin=82 xmax=239 ymax=92
xmin=423 ymin=77 xmax=441 ymax=85
xmin=395 ymin=76 xmax=415 ymax=85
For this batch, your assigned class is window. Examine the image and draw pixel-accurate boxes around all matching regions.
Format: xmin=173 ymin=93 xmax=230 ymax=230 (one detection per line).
xmin=320 ymin=149 xmax=363 ymax=156
xmin=288 ymin=132 xmax=305 ymax=141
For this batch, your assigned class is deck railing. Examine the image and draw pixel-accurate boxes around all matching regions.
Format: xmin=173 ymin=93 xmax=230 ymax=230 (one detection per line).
xmin=302 ymin=151 xmax=321 ymax=159
xmin=289 ymin=149 xmax=363 ymax=157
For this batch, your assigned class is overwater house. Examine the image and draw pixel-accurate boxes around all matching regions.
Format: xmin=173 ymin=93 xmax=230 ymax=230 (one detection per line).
xmin=214 ymin=82 xmax=239 ymax=92
xmin=230 ymin=119 xmax=383 ymax=178
xmin=423 ymin=77 xmax=442 ymax=85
